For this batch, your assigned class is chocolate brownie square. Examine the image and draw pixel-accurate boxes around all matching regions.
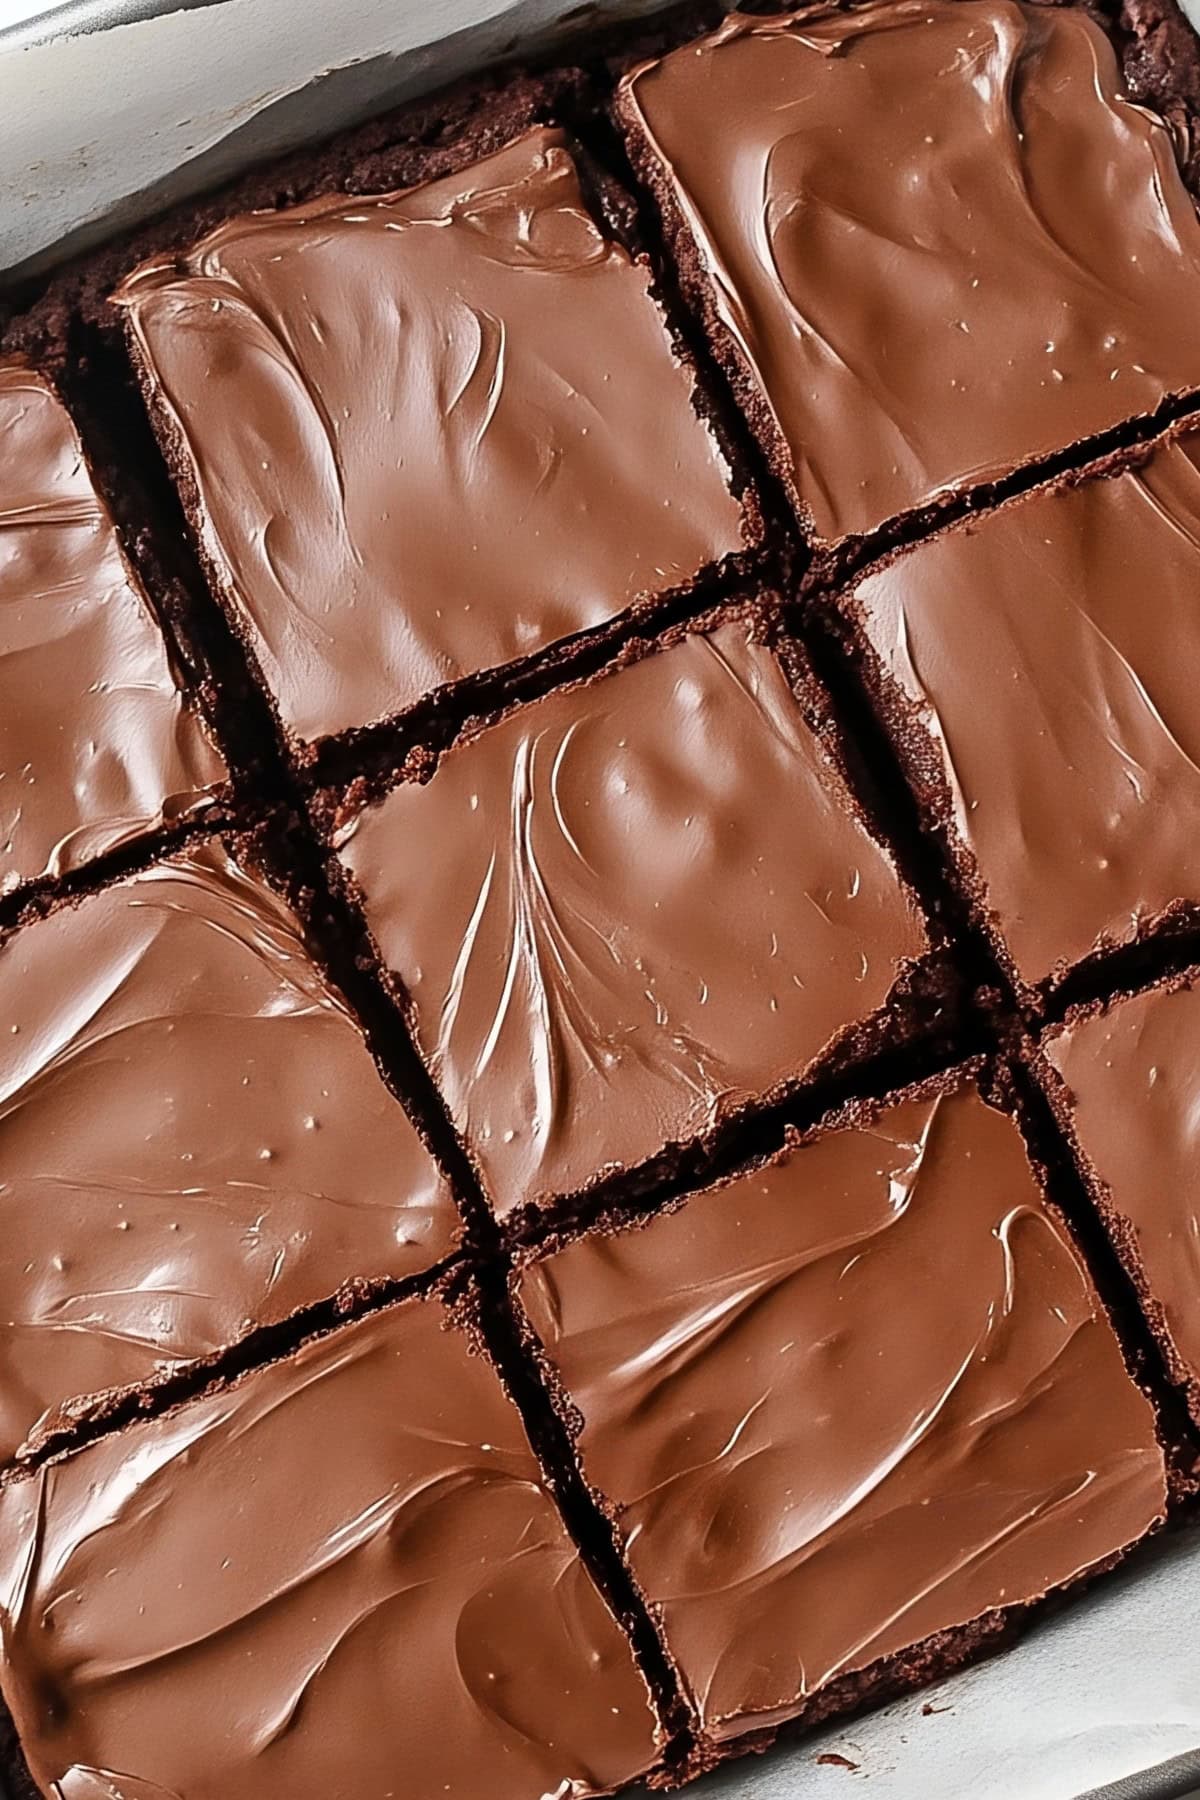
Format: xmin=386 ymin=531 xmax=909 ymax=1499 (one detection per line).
xmin=111 ymin=125 xmax=753 ymax=751
xmin=517 ymin=1074 xmax=1166 ymax=1769
xmin=0 ymin=1298 xmax=660 ymax=1800
xmin=616 ymin=0 xmax=1200 ymax=546
xmin=1041 ymin=969 xmax=1200 ymax=1427
xmin=0 ymin=835 xmax=460 ymax=1465
xmin=0 ymin=360 xmax=224 ymax=897
xmin=838 ymin=427 xmax=1200 ymax=1001
xmin=335 ymin=610 xmax=939 ymax=1221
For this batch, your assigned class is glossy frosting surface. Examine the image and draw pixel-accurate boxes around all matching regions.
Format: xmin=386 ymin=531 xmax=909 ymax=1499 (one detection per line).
xmin=622 ymin=0 xmax=1200 ymax=543
xmin=338 ymin=621 xmax=929 ymax=1215
xmin=0 ymin=1301 xmax=659 ymax=1800
xmin=0 ymin=838 xmax=458 ymax=1465
xmin=0 ymin=363 xmax=224 ymax=891
xmin=520 ymin=1085 xmax=1166 ymax=1737
xmin=113 ymin=127 xmax=744 ymax=743
xmin=1046 ymin=980 xmax=1200 ymax=1404
xmin=850 ymin=432 xmax=1200 ymax=989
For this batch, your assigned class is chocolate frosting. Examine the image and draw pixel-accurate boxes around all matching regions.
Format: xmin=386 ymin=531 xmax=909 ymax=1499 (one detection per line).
xmin=112 ymin=127 xmax=745 ymax=745
xmin=621 ymin=1 xmax=1200 ymax=544
xmin=0 ymin=838 xmax=459 ymax=1466
xmin=337 ymin=620 xmax=929 ymax=1215
xmin=0 ymin=1300 xmax=659 ymax=1800
xmin=849 ymin=431 xmax=1200 ymax=991
xmin=0 ymin=362 xmax=224 ymax=893
xmin=1046 ymin=979 xmax=1200 ymax=1407
xmin=520 ymin=1085 xmax=1166 ymax=1739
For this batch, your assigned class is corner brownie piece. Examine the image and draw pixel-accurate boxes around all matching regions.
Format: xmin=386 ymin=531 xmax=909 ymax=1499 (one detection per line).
xmin=0 ymin=361 xmax=224 ymax=895
xmin=335 ymin=613 xmax=936 ymax=1220
xmin=840 ymin=429 xmax=1200 ymax=1000
xmin=112 ymin=125 xmax=750 ymax=750
xmin=617 ymin=0 xmax=1200 ymax=546
xmin=517 ymin=1078 xmax=1167 ymax=1767
xmin=0 ymin=836 xmax=460 ymax=1466
xmin=1041 ymin=972 xmax=1200 ymax=1426
xmin=0 ymin=1299 xmax=660 ymax=1800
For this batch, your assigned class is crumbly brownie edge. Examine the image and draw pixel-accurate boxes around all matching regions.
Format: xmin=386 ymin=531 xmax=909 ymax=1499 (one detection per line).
xmin=7 ymin=75 xmax=572 ymax=779
xmin=612 ymin=72 xmax=820 ymax=544
xmin=303 ymin=534 xmax=763 ymax=793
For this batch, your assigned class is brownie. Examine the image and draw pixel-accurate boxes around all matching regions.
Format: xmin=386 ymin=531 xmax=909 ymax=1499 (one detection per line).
xmin=0 ymin=833 xmax=462 ymax=1467
xmin=90 ymin=121 xmax=752 ymax=753
xmin=0 ymin=1298 xmax=662 ymax=1800
xmin=0 ymin=359 xmax=225 ymax=898
xmin=516 ymin=1073 xmax=1168 ymax=1773
xmin=1039 ymin=970 xmax=1200 ymax=1427
xmin=0 ymin=1 xmax=1197 ymax=1789
xmin=615 ymin=0 xmax=1200 ymax=548
xmin=836 ymin=426 xmax=1200 ymax=1004
xmin=334 ymin=608 xmax=941 ymax=1222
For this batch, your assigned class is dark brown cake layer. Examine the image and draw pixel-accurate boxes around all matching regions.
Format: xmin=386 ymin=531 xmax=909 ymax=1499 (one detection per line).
xmin=333 ymin=606 xmax=941 ymax=1222
xmin=837 ymin=426 xmax=1200 ymax=1002
xmin=0 ymin=834 xmax=461 ymax=1467
xmin=0 ymin=360 xmax=225 ymax=897
xmin=0 ymin=1298 xmax=662 ymax=1800
xmin=517 ymin=1073 xmax=1168 ymax=1768
xmin=1040 ymin=971 xmax=1200 ymax=1427
xmin=111 ymin=125 xmax=754 ymax=750
xmin=616 ymin=0 xmax=1200 ymax=547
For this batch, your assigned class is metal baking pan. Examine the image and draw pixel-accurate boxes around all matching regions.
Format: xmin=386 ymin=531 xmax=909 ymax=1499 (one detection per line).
xmin=1 ymin=1 xmax=1199 ymax=1795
